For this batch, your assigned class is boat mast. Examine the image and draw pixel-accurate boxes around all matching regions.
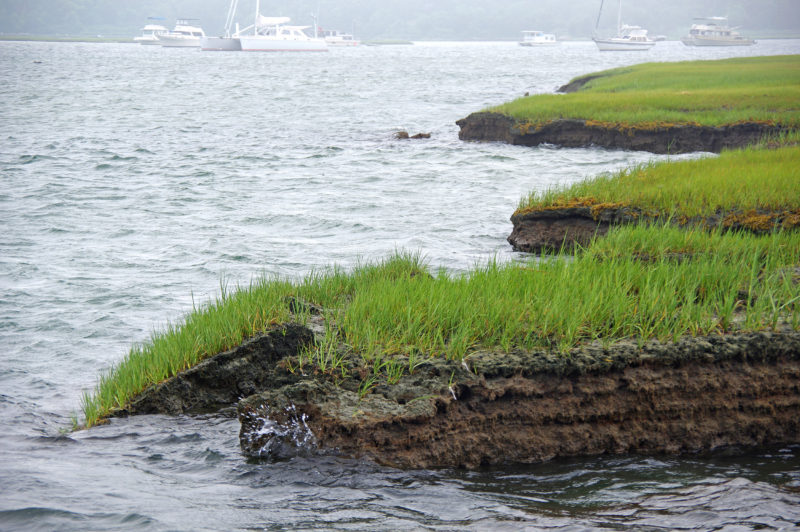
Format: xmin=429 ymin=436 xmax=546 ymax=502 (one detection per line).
xmin=224 ymin=0 xmax=238 ymax=37
xmin=255 ymin=0 xmax=259 ymax=34
xmin=617 ymin=0 xmax=622 ymax=35
xmin=594 ymin=0 xmax=604 ymax=38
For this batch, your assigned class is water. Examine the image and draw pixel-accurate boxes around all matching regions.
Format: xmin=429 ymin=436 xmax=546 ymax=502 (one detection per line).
xmin=2 ymin=39 xmax=799 ymax=531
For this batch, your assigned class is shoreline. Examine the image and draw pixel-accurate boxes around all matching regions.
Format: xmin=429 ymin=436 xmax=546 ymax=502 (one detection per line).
xmin=111 ymin=319 xmax=800 ymax=468
xmin=456 ymin=112 xmax=786 ymax=154
xmin=241 ymin=327 xmax=800 ymax=468
xmin=80 ymin=55 xmax=800 ymax=469
xmin=457 ymin=56 xmax=799 ymax=154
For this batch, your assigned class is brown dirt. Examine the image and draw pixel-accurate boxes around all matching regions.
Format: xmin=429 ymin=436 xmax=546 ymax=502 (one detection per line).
xmin=238 ymin=329 xmax=800 ymax=469
xmin=507 ymin=206 xmax=800 ymax=253
xmin=455 ymin=112 xmax=787 ymax=154
xmin=115 ymin=324 xmax=314 ymax=416
xmin=508 ymin=207 xmax=613 ymax=252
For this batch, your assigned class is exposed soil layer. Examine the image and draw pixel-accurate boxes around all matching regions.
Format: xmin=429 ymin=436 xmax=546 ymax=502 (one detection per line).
xmin=115 ymin=324 xmax=314 ymax=416
xmin=112 ymin=313 xmax=800 ymax=469
xmin=237 ymin=328 xmax=800 ymax=469
xmin=455 ymin=112 xmax=786 ymax=154
xmin=557 ymin=73 xmax=611 ymax=94
xmin=508 ymin=206 xmax=800 ymax=253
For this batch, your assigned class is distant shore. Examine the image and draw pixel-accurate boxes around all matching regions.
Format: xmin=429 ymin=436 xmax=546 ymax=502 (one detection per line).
xmin=3 ymin=35 xmax=800 ymax=44
xmin=0 ymin=35 xmax=134 ymax=43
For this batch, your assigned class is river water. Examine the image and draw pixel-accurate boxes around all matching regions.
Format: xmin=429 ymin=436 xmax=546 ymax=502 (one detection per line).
xmin=1 ymin=39 xmax=799 ymax=531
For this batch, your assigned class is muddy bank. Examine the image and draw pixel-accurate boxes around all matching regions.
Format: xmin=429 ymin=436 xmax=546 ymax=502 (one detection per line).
xmin=508 ymin=205 xmax=800 ymax=253
xmin=456 ymin=111 xmax=785 ymax=154
xmin=238 ymin=328 xmax=800 ymax=469
xmin=115 ymin=317 xmax=800 ymax=469
xmin=115 ymin=324 xmax=315 ymax=416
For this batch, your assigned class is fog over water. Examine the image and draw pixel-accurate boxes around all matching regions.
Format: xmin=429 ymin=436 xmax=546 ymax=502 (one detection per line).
xmin=1 ymin=0 xmax=799 ymax=40
xmin=0 ymin=26 xmax=799 ymax=532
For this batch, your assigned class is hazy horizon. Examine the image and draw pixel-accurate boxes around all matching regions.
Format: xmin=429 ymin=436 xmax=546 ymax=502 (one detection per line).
xmin=1 ymin=0 xmax=799 ymax=41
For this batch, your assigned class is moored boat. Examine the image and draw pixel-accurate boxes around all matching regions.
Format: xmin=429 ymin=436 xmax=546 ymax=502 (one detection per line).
xmin=519 ymin=30 xmax=557 ymax=46
xmin=238 ymin=4 xmax=327 ymax=52
xmin=156 ymin=19 xmax=206 ymax=48
xmin=592 ymin=0 xmax=655 ymax=51
xmin=681 ymin=17 xmax=755 ymax=46
xmin=133 ymin=18 xmax=168 ymax=45
xmin=322 ymin=29 xmax=360 ymax=47
xmin=201 ymin=0 xmax=242 ymax=51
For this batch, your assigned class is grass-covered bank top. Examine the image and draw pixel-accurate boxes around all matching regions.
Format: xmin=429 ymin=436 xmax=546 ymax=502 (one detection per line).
xmin=516 ymin=144 xmax=800 ymax=222
xmin=491 ymin=55 xmax=800 ymax=128
xmin=80 ymin=228 xmax=800 ymax=428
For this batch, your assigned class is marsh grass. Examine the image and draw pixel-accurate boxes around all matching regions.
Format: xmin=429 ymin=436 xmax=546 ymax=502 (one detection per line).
xmin=492 ymin=55 xmax=800 ymax=128
xmin=516 ymin=145 xmax=800 ymax=218
xmin=80 ymin=231 xmax=800 ymax=428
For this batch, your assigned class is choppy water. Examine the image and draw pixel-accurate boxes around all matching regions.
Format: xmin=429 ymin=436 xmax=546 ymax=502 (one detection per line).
xmin=2 ymin=39 xmax=799 ymax=531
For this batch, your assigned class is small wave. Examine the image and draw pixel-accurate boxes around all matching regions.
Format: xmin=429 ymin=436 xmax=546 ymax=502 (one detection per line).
xmin=94 ymin=163 xmax=112 ymax=170
xmin=18 ymin=154 xmax=54 ymax=165
xmin=158 ymin=432 xmax=204 ymax=445
xmin=599 ymin=477 xmax=800 ymax=530
xmin=0 ymin=507 xmax=85 ymax=528
xmin=0 ymin=507 xmax=157 ymax=530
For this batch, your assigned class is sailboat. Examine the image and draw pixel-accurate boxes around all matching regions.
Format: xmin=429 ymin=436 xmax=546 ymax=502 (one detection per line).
xmin=237 ymin=0 xmax=328 ymax=52
xmin=593 ymin=0 xmax=655 ymax=51
xmin=201 ymin=0 xmax=242 ymax=51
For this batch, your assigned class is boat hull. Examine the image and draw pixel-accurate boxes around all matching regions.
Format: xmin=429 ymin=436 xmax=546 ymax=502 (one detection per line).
xmin=239 ymin=36 xmax=328 ymax=52
xmin=157 ymin=36 xmax=202 ymax=48
xmin=681 ymin=36 xmax=755 ymax=46
xmin=594 ymin=38 xmax=655 ymax=51
xmin=201 ymin=37 xmax=242 ymax=51
xmin=134 ymin=36 xmax=162 ymax=45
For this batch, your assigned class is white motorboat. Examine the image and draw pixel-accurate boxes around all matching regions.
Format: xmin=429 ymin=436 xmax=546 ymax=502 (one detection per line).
xmin=519 ymin=30 xmax=557 ymax=46
xmin=133 ymin=19 xmax=168 ymax=45
xmin=592 ymin=0 xmax=655 ymax=51
xmin=322 ymin=29 xmax=360 ymax=47
xmin=201 ymin=0 xmax=242 ymax=51
xmin=156 ymin=19 xmax=206 ymax=48
xmin=681 ymin=17 xmax=755 ymax=46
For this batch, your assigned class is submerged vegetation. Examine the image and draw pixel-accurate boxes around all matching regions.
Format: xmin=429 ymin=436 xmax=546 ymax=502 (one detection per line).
xmin=492 ymin=55 xmax=800 ymax=128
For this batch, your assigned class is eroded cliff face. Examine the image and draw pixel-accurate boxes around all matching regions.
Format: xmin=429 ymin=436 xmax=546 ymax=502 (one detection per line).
xmin=237 ymin=329 xmax=800 ymax=469
xmin=110 ymin=303 xmax=800 ymax=469
xmin=115 ymin=324 xmax=315 ymax=417
xmin=507 ymin=206 xmax=800 ymax=253
xmin=456 ymin=112 xmax=785 ymax=154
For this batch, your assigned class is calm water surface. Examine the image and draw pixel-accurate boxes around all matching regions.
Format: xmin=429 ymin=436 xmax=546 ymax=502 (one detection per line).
xmin=1 ymin=39 xmax=799 ymax=531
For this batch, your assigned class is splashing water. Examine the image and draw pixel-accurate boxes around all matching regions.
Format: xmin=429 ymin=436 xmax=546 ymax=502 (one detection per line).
xmin=240 ymin=405 xmax=318 ymax=460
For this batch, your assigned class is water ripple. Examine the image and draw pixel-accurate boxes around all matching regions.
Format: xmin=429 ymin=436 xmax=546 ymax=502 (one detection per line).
xmin=1 ymin=38 xmax=800 ymax=532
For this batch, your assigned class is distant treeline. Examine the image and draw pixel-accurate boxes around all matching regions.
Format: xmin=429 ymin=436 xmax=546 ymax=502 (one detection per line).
xmin=1 ymin=0 xmax=798 ymax=40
